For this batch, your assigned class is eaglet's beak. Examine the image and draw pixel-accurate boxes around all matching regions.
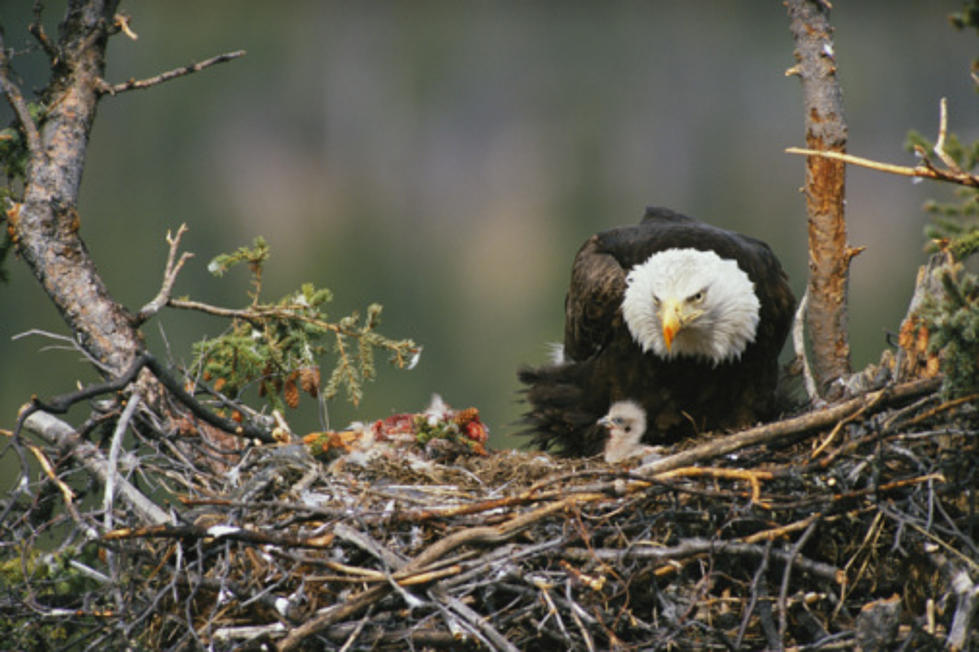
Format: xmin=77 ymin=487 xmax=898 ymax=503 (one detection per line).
xmin=660 ymin=298 xmax=683 ymax=351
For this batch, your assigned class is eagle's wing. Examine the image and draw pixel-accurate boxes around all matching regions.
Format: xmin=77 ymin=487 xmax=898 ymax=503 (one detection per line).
xmin=563 ymin=235 xmax=627 ymax=362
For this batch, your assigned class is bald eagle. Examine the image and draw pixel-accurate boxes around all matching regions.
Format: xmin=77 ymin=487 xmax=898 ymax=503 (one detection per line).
xmin=598 ymin=400 xmax=661 ymax=464
xmin=519 ymin=207 xmax=795 ymax=456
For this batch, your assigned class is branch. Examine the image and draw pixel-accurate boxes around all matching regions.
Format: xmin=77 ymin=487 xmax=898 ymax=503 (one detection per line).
xmin=562 ymin=537 xmax=840 ymax=583
xmin=0 ymin=32 xmax=42 ymax=154
xmin=636 ymin=377 xmax=941 ymax=475
xmin=14 ymin=411 xmax=170 ymax=525
xmin=785 ymin=148 xmax=979 ymax=189
xmin=169 ymin=297 xmax=419 ymax=364
xmin=135 ymin=224 xmax=194 ymax=324
xmin=28 ymin=3 xmax=61 ymax=61
xmin=97 ymin=49 xmax=246 ymax=95
xmin=787 ymin=97 xmax=979 ymax=190
xmin=16 ymin=351 xmax=277 ymax=444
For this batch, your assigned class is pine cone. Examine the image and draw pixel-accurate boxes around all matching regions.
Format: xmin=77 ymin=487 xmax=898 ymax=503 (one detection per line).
xmin=284 ymin=371 xmax=300 ymax=409
xmin=300 ymin=366 xmax=321 ymax=397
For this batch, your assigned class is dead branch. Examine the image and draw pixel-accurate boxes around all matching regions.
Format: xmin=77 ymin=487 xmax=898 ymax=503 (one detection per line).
xmin=637 ymin=377 xmax=941 ymax=475
xmin=135 ymin=224 xmax=194 ymax=324
xmin=0 ymin=32 xmax=42 ymax=154
xmin=787 ymin=98 xmax=979 ymax=189
xmin=97 ymin=49 xmax=246 ymax=95
xmin=14 ymin=410 xmax=170 ymax=525
xmin=16 ymin=350 xmax=276 ymax=444
xmin=786 ymin=148 xmax=979 ymax=188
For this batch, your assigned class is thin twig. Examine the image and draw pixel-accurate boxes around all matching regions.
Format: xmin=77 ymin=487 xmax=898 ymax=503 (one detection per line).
xmin=932 ymin=97 xmax=962 ymax=173
xmin=98 ymin=50 xmax=246 ymax=95
xmin=778 ymin=519 xmax=819 ymax=643
xmin=28 ymin=5 xmax=60 ymax=61
xmin=0 ymin=32 xmax=42 ymax=154
xmin=136 ymin=224 xmax=194 ymax=324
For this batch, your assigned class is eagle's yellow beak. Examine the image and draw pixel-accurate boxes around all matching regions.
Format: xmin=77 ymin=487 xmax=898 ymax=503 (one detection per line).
xmin=660 ymin=299 xmax=682 ymax=351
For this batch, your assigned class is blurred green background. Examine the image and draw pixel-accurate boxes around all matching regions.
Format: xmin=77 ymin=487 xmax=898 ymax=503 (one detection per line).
xmin=1 ymin=2 xmax=977 ymax=458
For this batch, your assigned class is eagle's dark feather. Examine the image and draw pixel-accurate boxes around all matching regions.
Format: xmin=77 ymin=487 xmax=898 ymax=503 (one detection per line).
xmin=519 ymin=207 xmax=796 ymax=456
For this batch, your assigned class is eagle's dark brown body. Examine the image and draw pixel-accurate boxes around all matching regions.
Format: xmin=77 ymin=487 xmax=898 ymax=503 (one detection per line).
xmin=519 ymin=207 xmax=796 ymax=456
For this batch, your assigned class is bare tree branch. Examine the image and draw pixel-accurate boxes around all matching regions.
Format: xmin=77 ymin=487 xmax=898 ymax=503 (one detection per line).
xmin=0 ymin=32 xmax=42 ymax=154
xmin=18 ymin=410 xmax=170 ymax=525
xmin=786 ymin=98 xmax=979 ymax=189
xmin=135 ymin=224 xmax=194 ymax=324
xmin=96 ymin=49 xmax=246 ymax=95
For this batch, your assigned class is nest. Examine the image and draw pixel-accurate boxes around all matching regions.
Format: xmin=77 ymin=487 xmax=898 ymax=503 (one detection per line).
xmin=3 ymin=374 xmax=978 ymax=652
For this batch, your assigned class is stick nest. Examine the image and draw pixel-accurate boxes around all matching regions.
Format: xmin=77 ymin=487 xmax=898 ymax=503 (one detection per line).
xmin=3 ymin=382 xmax=978 ymax=651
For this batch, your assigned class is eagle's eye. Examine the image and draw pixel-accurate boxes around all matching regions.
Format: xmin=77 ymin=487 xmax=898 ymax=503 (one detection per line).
xmin=689 ymin=289 xmax=707 ymax=304
xmin=651 ymin=295 xmax=661 ymax=307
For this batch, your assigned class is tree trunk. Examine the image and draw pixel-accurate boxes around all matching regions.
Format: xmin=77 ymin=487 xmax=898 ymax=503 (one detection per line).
xmin=786 ymin=0 xmax=856 ymax=397
xmin=7 ymin=0 xmax=142 ymax=377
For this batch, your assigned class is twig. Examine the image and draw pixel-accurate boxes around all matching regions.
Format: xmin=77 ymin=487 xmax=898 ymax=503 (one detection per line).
xmin=97 ymin=50 xmax=246 ymax=95
xmin=565 ymin=581 xmax=597 ymax=652
xmin=28 ymin=4 xmax=60 ymax=61
xmin=0 ymin=32 xmax=42 ymax=154
xmin=103 ymin=390 xmax=143 ymax=532
xmin=736 ymin=539 xmax=773 ymax=649
xmin=113 ymin=13 xmax=139 ymax=41
xmin=337 ymin=605 xmax=372 ymax=652
xmin=778 ymin=519 xmax=819 ymax=643
xmin=25 ymin=443 xmax=97 ymax=538
xmin=785 ymin=147 xmax=979 ymax=188
xmin=430 ymin=584 xmax=520 ymax=652
xmin=810 ymin=387 xmax=886 ymax=459
xmin=562 ymin=537 xmax=840 ymax=582
xmin=135 ymin=224 xmax=194 ymax=324
xmin=652 ymin=466 xmax=773 ymax=504
xmin=932 ymin=97 xmax=962 ymax=173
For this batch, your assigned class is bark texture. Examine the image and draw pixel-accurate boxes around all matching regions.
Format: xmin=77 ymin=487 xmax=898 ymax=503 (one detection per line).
xmin=7 ymin=0 xmax=141 ymax=376
xmin=786 ymin=0 xmax=854 ymax=397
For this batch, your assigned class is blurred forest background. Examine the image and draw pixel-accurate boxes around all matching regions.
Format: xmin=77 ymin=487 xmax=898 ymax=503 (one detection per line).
xmin=1 ymin=2 xmax=977 ymax=458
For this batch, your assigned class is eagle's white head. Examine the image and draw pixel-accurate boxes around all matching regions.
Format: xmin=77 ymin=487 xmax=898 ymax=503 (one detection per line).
xmin=621 ymin=248 xmax=760 ymax=365
xmin=599 ymin=400 xmax=656 ymax=463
